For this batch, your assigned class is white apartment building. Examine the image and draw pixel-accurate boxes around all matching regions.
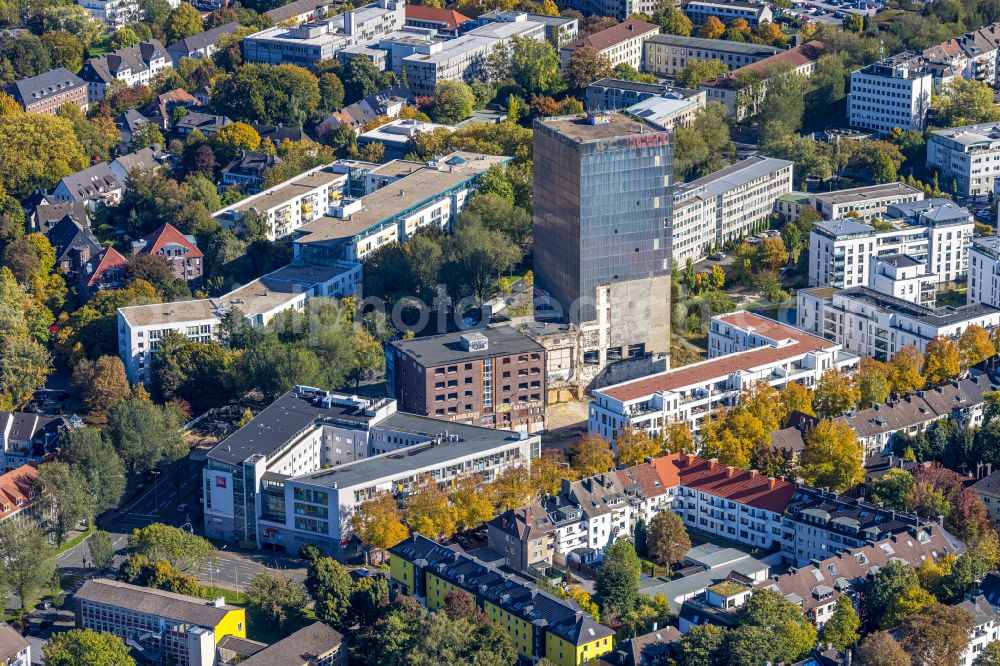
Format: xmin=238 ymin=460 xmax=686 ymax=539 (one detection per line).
xmin=868 ymin=254 xmax=938 ymax=306
xmin=292 ymin=152 xmax=508 ymax=265
xmin=955 ymin=596 xmax=1000 ymax=666
xmin=848 ymin=51 xmax=933 ymax=135
xmin=79 ymin=40 xmax=172 ymax=101
xmin=117 ymin=261 xmax=361 ymax=383
xmin=922 ymin=23 xmax=1000 ymax=90
xmin=643 ymin=35 xmax=781 ymax=78
xmin=588 ymin=312 xmax=859 ymax=444
xmin=968 ymin=236 xmax=1000 ymax=307
xmin=927 ymin=122 xmax=1000 ymax=198
xmin=808 ymin=199 xmax=974 ymax=289
xmin=402 ymin=16 xmax=545 ymax=96
xmin=807 ymin=183 xmax=925 ymax=221
xmin=77 ymin=0 xmax=143 ymax=29
xmin=559 ymin=19 xmax=659 ymax=71
xmin=243 ymin=0 xmax=406 ymax=67
xmin=0 ymin=623 xmax=29 ymax=666
xmin=203 ymin=387 xmax=540 ymax=555
xmin=671 ymin=156 xmax=793 ymax=263
xmin=797 ymin=285 xmax=1000 ymax=360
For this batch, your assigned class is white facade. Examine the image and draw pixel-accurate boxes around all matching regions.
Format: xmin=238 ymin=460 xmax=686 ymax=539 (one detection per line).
xmin=808 ymin=183 xmax=925 ymax=221
xmin=78 ymin=0 xmax=140 ymax=29
xmin=848 ymin=52 xmax=933 ymax=135
xmin=671 ymin=156 xmax=793 ymax=263
xmin=117 ymin=262 xmax=362 ymax=383
xmin=869 ymin=255 xmax=938 ymax=307
xmin=928 ymin=122 xmax=1000 ymax=198
xmin=80 ymin=40 xmax=172 ymax=101
xmin=588 ymin=312 xmax=859 ymax=444
xmin=808 ymin=201 xmax=974 ymax=289
xmin=969 ymin=236 xmax=1000 ymax=307
xmin=796 ymin=286 xmax=1000 ymax=361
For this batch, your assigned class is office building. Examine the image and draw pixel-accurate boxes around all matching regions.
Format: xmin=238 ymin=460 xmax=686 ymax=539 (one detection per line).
xmin=401 ymin=16 xmax=546 ymax=95
xmin=671 ymin=155 xmax=793 ymax=263
xmin=806 ymin=182 xmax=925 ymax=221
xmin=533 ymin=113 xmax=672 ymax=368
xmin=643 ymin=34 xmax=781 ymax=78
xmin=797 ymin=285 xmax=1000 ymax=360
xmin=292 ymin=152 xmax=508 ymax=265
xmin=682 ymin=0 xmax=773 ymax=27
xmin=203 ymin=387 xmax=540 ymax=555
xmin=0 ymin=623 xmax=29 ymax=666
xmin=625 ymin=92 xmax=706 ymax=130
xmin=386 ymin=327 xmax=547 ymax=432
xmin=586 ymin=78 xmax=702 ymax=113
xmin=928 ymin=122 xmax=1000 ymax=198
xmin=848 ymin=52 xmax=933 ymax=135
xmin=559 ymin=19 xmax=658 ymax=70
xmin=4 ymin=68 xmax=88 ymax=115
xmin=389 ymin=534 xmax=615 ymax=665
xmin=808 ymin=200 xmax=974 ymax=288
xmin=117 ymin=261 xmax=361 ymax=383
xmin=477 ymin=10 xmax=578 ymax=45
xmin=223 ymin=622 xmax=346 ymax=666
xmin=75 ymin=579 xmax=246 ymax=666
xmin=243 ymin=0 xmax=406 ymax=67
xmin=699 ymin=41 xmax=826 ymax=119
xmin=79 ymin=40 xmax=171 ymax=101
xmin=588 ymin=312 xmax=858 ymax=443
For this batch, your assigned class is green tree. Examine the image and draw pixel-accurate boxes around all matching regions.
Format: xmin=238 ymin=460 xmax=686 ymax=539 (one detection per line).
xmin=110 ymin=27 xmax=141 ymax=49
xmin=0 ymin=112 xmax=87 ymax=197
xmin=799 ymin=419 xmax=863 ymax=492
xmin=820 ymin=596 xmax=860 ymax=650
xmin=41 ymin=31 xmax=84 ymax=72
xmin=869 ymin=468 xmax=914 ymax=510
xmin=975 ymin=641 xmax=1000 ymax=666
xmin=676 ymin=59 xmax=728 ymax=88
xmin=439 ymin=220 xmax=522 ymax=301
xmin=342 ymin=54 xmax=387 ymax=104
xmin=857 ymin=357 xmax=892 ymax=408
xmin=0 ymin=519 xmax=55 ymax=610
xmin=164 ymin=3 xmax=204 ymax=42
xmin=43 ymin=629 xmax=136 ymax=666
xmin=211 ymin=63 xmax=320 ymax=128
xmin=866 ymin=560 xmax=920 ymax=628
xmin=88 ymin=530 xmax=116 ymax=572
xmin=933 ymin=78 xmax=1000 ymax=127
xmin=673 ymin=102 xmax=732 ymax=179
xmin=655 ymin=5 xmax=693 ymax=35
xmin=243 ymin=571 xmax=308 ymax=627
xmin=429 ymin=80 xmax=475 ymax=124
xmin=319 ymin=71 xmax=345 ymax=112
xmin=488 ymin=35 xmax=564 ymax=97
xmin=105 ymin=396 xmax=186 ymax=479
xmin=594 ymin=539 xmax=641 ymax=616
xmin=60 ymin=427 xmax=126 ymax=514
xmin=645 ymin=509 xmax=691 ymax=566
xmin=39 ymin=461 xmax=95 ymax=545
xmin=736 ymin=589 xmax=817 ymax=663
xmin=676 ymin=624 xmax=728 ymax=666
xmin=127 ymin=523 xmax=215 ymax=572
xmin=305 ymin=556 xmax=354 ymax=630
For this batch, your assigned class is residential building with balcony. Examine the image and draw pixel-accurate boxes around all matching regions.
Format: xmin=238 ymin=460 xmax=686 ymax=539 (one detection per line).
xmin=131 ymin=223 xmax=203 ymax=288
xmin=117 ymin=261 xmax=361 ymax=383
xmin=848 ymin=52 xmax=933 ymax=135
xmin=671 ymin=155 xmax=793 ymax=263
xmin=969 ymin=236 xmax=1000 ymax=308
xmin=559 ymin=19 xmax=658 ymax=70
xmin=386 ymin=327 xmax=547 ymax=433
xmin=642 ymin=35 xmax=781 ymax=78
xmin=922 ymin=22 xmax=1000 ymax=90
xmin=203 ymin=387 xmax=540 ymax=556
xmin=389 ymin=534 xmax=615 ymax=665
xmin=79 ymin=40 xmax=171 ymax=102
xmin=356 ymin=118 xmax=457 ymax=159
xmin=796 ymin=285 xmax=1000 ymax=360
xmin=588 ymin=312 xmax=858 ymax=444
xmin=682 ymin=0 xmax=773 ymax=27
xmin=868 ymin=254 xmax=938 ymax=307
xmin=74 ymin=579 xmax=246 ymax=666
xmin=808 ymin=199 xmax=974 ymax=289
xmin=927 ymin=122 xmax=1000 ymax=198
xmin=78 ymin=0 xmax=143 ymax=30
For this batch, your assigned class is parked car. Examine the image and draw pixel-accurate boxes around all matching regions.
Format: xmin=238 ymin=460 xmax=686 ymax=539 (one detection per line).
xmin=709 ymin=252 xmax=727 ymax=261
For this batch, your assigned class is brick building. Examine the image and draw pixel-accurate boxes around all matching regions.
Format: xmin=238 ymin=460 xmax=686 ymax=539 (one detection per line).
xmin=5 ymin=68 xmax=88 ymax=115
xmin=386 ymin=326 xmax=547 ymax=432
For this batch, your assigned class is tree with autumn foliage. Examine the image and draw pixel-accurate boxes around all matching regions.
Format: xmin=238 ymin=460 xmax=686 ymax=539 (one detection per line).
xmin=813 ymin=368 xmax=860 ymax=418
xmin=759 ymin=236 xmax=789 ymax=270
xmin=697 ymin=15 xmax=725 ymax=38
xmin=616 ymin=426 xmax=660 ymax=466
xmin=404 ymin=475 xmax=457 ymax=539
xmin=660 ymin=421 xmax=694 ymax=453
xmin=450 ymin=474 xmax=496 ymax=531
xmin=958 ymin=324 xmax=996 ymax=371
xmin=351 ymin=493 xmax=409 ymax=560
xmin=646 ymin=509 xmax=691 ymax=566
xmin=698 ymin=407 xmax=768 ymax=469
xmin=924 ymin=336 xmax=962 ymax=387
xmin=569 ymin=434 xmax=614 ymax=477
xmin=740 ymin=381 xmax=787 ymax=432
xmin=565 ymin=46 xmax=613 ymax=92
xmin=531 ymin=449 xmax=578 ymax=497
xmin=857 ymin=357 xmax=892 ymax=408
xmin=798 ymin=419 xmax=863 ymax=492
xmin=889 ymin=345 xmax=925 ymax=394
xmin=780 ymin=381 xmax=814 ymax=418
xmin=493 ymin=465 xmax=534 ymax=511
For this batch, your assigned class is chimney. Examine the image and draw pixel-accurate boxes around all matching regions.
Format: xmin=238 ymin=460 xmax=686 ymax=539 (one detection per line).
xmin=770 ymin=478 xmax=777 ymax=489
xmin=750 ymin=469 xmax=758 ymax=478
xmin=708 ymin=458 xmax=718 ymax=468
xmin=726 ymin=466 xmax=735 ymax=477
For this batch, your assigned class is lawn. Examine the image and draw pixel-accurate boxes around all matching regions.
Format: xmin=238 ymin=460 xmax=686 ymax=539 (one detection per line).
xmin=55 ymin=527 xmax=95 ymax=555
xmin=247 ymin=608 xmax=318 ymax=645
xmin=936 ymin=289 xmax=968 ymax=308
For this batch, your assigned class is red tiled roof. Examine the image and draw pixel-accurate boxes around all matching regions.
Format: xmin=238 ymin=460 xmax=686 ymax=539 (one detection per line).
xmin=86 ymin=246 xmax=128 ymax=287
xmin=0 ymin=464 xmax=39 ymax=520
xmin=657 ymin=453 xmax=795 ymax=513
xmin=140 ymin=223 xmax=203 ymax=259
xmin=701 ymin=40 xmax=827 ymax=89
xmin=563 ymin=19 xmax=659 ymax=53
xmin=616 ymin=461 xmax=670 ymax=498
xmin=405 ymin=5 xmax=471 ymax=31
xmin=598 ymin=312 xmax=837 ymax=403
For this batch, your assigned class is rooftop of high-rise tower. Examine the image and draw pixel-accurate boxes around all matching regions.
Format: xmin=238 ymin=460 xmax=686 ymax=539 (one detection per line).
xmin=535 ymin=112 xmax=667 ymax=143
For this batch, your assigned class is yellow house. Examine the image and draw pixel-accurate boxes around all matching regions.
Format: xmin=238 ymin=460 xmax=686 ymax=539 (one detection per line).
xmin=389 ymin=534 xmax=615 ymax=666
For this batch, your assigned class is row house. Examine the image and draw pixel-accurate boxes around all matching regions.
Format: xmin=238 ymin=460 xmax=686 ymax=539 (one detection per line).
xmin=79 ymin=40 xmax=172 ymax=102
xmin=923 ymin=22 xmax=1000 ymax=90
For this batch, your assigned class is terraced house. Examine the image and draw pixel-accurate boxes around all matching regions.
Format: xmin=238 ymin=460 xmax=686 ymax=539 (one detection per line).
xmin=389 ymin=534 xmax=615 ymax=666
